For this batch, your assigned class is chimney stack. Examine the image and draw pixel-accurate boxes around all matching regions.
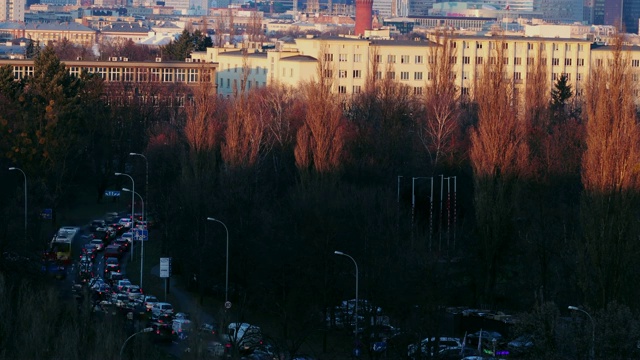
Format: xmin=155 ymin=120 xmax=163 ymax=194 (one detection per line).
xmin=355 ymin=0 xmax=373 ymax=36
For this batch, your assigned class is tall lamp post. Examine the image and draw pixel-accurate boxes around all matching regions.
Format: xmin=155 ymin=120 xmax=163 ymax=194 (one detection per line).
xmin=568 ymin=306 xmax=595 ymax=360
xmin=128 ymin=153 xmax=148 ymax=212
xmin=334 ymin=250 xmax=359 ymax=356
xmin=207 ymin=217 xmax=229 ymax=305
xmin=9 ymin=167 xmax=27 ymax=241
xmin=115 ymin=172 xmax=135 ymax=260
xmin=123 ymin=188 xmax=144 ymax=289
xmin=119 ymin=327 xmax=153 ymax=359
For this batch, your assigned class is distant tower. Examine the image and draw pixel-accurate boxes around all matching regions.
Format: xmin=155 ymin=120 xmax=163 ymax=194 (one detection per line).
xmin=355 ymin=0 xmax=373 ymax=36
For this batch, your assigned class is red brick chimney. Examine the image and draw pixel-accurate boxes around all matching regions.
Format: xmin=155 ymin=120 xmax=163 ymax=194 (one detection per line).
xmin=355 ymin=0 xmax=373 ymax=36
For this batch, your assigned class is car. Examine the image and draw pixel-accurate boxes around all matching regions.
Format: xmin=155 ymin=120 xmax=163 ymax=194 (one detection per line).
xmin=124 ymin=285 xmax=144 ymax=300
xmin=90 ymin=219 xmax=107 ymax=232
xmin=79 ymin=254 xmax=93 ymax=264
xmin=174 ymin=312 xmax=190 ymax=320
xmin=92 ymin=283 xmax=112 ymax=300
xmin=408 ymin=337 xmax=463 ymax=359
xmin=114 ymin=279 xmax=132 ymax=293
xmin=199 ymin=323 xmax=219 ymax=336
xmin=508 ymin=335 xmax=534 ymax=355
xmin=107 ymin=271 xmax=124 ymax=283
xmin=150 ymin=320 xmax=173 ymax=343
xmin=120 ymin=231 xmax=134 ymax=244
xmin=104 ymin=245 xmax=123 ymax=259
xmin=172 ymin=319 xmax=192 ymax=340
xmin=151 ymin=302 xmax=174 ymax=316
xmin=114 ymin=238 xmax=130 ymax=251
xmin=92 ymin=228 xmax=112 ymax=243
xmin=223 ymin=323 xmax=263 ymax=352
xmin=118 ymin=217 xmax=133 ymax=229
xmin=142 ymin=295 xmax=159 ymax=311
xmin=105 ymin=257 xmax=119 ymax=266
xmin=111 ymin=293 xmax=129 ymax=307
xmin=104 ymin=263 xmax=121 ymax=275
xmin=90 ymin=239 xmax=105 ymax=251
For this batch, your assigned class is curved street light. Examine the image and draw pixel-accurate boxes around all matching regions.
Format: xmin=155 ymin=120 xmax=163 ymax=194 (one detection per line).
xmin=119 ymin=327 xmax=153 ymax=359
xmin=9 ymin=167 xmax=27 ymax=241
xmin=115 ymin=172 xmax=135 ymax=261
xmin=568 ymin=305 xmax=595 ymax=360
xmin=207 ymin=217 xmax=229 ymax=305
xmin=123 ymin=188 xmax=145 ymax=289
xmin=334 ymin=250 xmax=359 ymax=354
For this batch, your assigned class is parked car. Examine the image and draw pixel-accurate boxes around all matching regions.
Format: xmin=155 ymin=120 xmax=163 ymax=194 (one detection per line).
xmin=408 ymin=337 xmax=463 ymax=359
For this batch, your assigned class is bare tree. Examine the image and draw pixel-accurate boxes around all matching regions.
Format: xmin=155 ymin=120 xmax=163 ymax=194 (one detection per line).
xmin=579 ymin=31 xmax=640 ymax=307
xmin=418 ymin=30 xmax=460 ymax=170
xmin=469 ymin=37 xmax=528 ymax=305
xmin=294 ymin=43 xmax=346 ymax=175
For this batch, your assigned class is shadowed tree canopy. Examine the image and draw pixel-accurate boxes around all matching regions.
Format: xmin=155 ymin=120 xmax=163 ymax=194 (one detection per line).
xmin=163 ymin=29 xmax=213 ymax=61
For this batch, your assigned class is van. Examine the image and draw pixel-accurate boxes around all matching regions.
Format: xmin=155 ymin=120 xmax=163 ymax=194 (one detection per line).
xmin=224 ymin=323 xmax=262 ymax=350
xmin=172 ymin=319 xmax=192 ymax=340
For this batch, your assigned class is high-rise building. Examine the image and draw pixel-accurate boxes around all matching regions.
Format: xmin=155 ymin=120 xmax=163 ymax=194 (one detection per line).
xmin=0 ymin=0 xmax=25 ymax=22
xmin=589 ymin=0 xmax=640 ymax=34
xmin=538 ymin=0 xmax=583 ymax=23
xmin=622 ymin=0 xmax=640 ymax=34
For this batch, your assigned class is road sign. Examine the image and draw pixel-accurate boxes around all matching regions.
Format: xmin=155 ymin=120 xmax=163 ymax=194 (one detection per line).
xmin=224 ymin=301 xmax=232 ymax=309
xmin=134 ymin=229 xmax=148 ymax=241
xmin=104 ymin=190 xmax=121 ymax=197
xmin=40 ymin=208 xmax=52 ymax=220
xmin=159 ymin=257 xmax=171 ymax=278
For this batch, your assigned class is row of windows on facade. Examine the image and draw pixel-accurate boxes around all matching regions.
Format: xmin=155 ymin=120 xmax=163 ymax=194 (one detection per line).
xmin=11 ymin=66 xmax=210 ymax=82
xmin=222 ymin=64 xmax=269 ymax=74
xmin=322 ymin=52 xmax=596 ymax=67
xmin=449 ymin=41 xmax=587 ymax=52
xmin=218 ymin=77 xmax=267 ymax=89
xmin=319 ymin=69 xmax=594 ymax=82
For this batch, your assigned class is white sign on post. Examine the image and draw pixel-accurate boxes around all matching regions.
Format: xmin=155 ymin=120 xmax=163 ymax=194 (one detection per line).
xmin=159 ymin=257 xmax=171 ymax=278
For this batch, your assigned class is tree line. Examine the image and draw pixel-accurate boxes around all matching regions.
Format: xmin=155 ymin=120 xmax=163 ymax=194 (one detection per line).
xmin=1 ymin=30 xmax=640 ymax=358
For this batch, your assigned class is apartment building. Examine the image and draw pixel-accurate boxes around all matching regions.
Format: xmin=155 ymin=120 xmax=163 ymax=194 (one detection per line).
xmin=201 ymin=34 xmax=640 ymax=102
xmin=0 ymin=0 xmax=25 ymax=22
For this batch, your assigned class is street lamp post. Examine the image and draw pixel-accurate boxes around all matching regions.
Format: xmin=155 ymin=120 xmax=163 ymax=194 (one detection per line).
xmin=123 ymin=188 xmax=144 ymax=289
xmin=568 ymin=306 xmax=595 ymax=360
xmin=119 ymin=327 xmax=153 ymax=359
xmin=334 ymin=250 xmax=359 ymax=356
xmin=128 ymin=153 xmax=148 ymax=213
xmin=9 ymin=167 xmax=27 ymax=241
xmin=207 ymin=217 xmax=229 ymax=305
xmin=115 ymin=172 xmax=135 ymax=260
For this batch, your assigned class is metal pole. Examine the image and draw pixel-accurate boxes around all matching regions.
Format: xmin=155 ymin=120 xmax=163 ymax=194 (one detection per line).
xmin=334 ymin=251 xmax=359 ymax=355
xmin=429 ymin=177 xmax=434 ymax=252
xmin=115 ymin=173 xmax=135 ymax=261
xmin=120 ymin=327 xmax=153 ymax=359
xmin=207 ymin=217 xmax=230 ymax=304
xmin=129 ymin=153 xmax=148 ymax=216
xmin=9 ymin=167 xmax=27 ymax=242
xmin=452 ymin=176 xmax=457 ymax=251
xmin=439 ymin=174 xmax=444 ymax=252
xmin=123 ymin=188 xmax=144 ymax=289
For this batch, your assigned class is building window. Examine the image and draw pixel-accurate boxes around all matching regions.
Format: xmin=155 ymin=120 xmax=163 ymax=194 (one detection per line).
xmin=428 ymin=56 xmax=435 ymax=64
xmin=338 ymin=85 xmax=346 ymax=94
xmin=578 ymin=44 xmax=584 ymax=51
xmin=461 ymin=87 xmax=470 ymax=96
xmin=353 ymin=70 xmax=362 ymax=79
xmin=400 ymin=71 xmax=409 ymax=80
xmin=414 ymin=72 xmax=423 ymax=80
xmin=150 ymin=68 xmax=161 ymax=82
xmin=502 ymin=42 xmax=508 ymax=49
xmin=541 ymin=58 xmax=547 ymax=66
xmin=227 ymin=79 xmax=230 ymax=88
xmin=463 ymin=56 xmax=470 ymax=64
xmin=414 ymin=87 xmax=423 ymax=95
xmin=388 ymin=55 xmax=396 ymax=63
xmin=375 ymin=55 xmax=382 ymax=63
xmin=503 ymin=57 xmax=509 ymax=65
xmin=354 ymin=54 xmax=362 ymax=62
xmin=450 ymin=56 xmax=457 ymax=64
xmin=375 ymin=71 xmax=382 ymax=80
xmin=387 ymin=71 xmax=395 ymax=80
xmin=565 ymin=58 xmax=572 ymax=66
xmin=552 ymin=73 xmax=559 ymax=80
xmin=563 ymin=73 xmax=571 ymax=81
xmin=632 ymin=59 xmax=640 ymax=67
xmin=476 ymin=41 xmax=482 ymax=49
xmin=124 ymin=68 xmax=135 ymax=82
xmin=353 ymin=85 xmax=361 ymax=93
xmin=427 ymin=72 xmax=433 ymax=80
xmin=401 ymin=55 xmax=410 ymax=64
xmin=527 ymin=42 xmax=533 ymax=50
xmin=552 ymin=58 xmax=560 ymax=66
xmin=188 ymin=69 xmax=199 ymax=82
xmin=323 ymin=69 xmax=333 ymax=78
xmin=450 ymin=41 xmax=457 ymax=48
xmin=163 ymin=69 xmax=173 ymax=82
xmin=514 ymin=72 xmax=522 ymax=81
xmin=415 ymin=55 xmax=423 ymax=64
xmin=324 ymin=53 xmax=333 ymax=61
xmin=540 ymin=44 xmax=546 ymax=51
xmin=565 ymin=44 xmax=571 ymax=51
xmin=339 ymin=54 xmax=347 ymax=62
xmin=552 ymin=43 xmax=559 ymax=51
xmin=527 ymin=57 xmax=534 ymax=66
xmin=476 ymin=57 xmax=483 ymax=65
xmin=339 ymin=70 xmax=348 ymax=78
xmin=577 ymin=73 xmax=583 ymax=81
xmin=514 ymin=57 xmax=521 ymax=65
